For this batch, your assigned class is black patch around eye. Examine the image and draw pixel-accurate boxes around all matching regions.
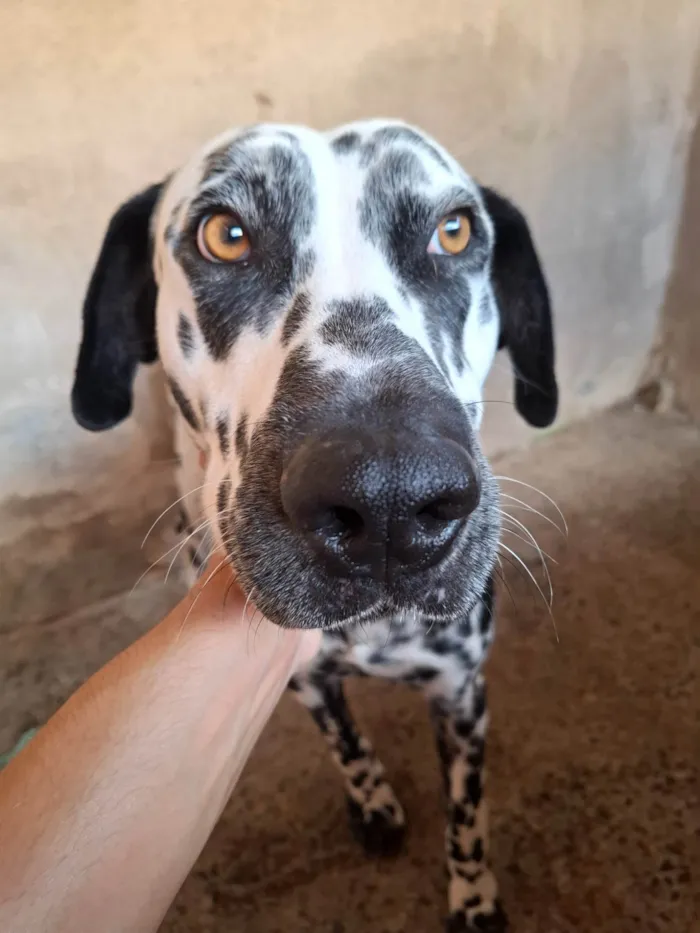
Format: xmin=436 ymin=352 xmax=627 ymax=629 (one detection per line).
xmin=235 ymin=414 xmax=249 ymax=459
xmin=215 ymin=413 xmax=230 ymax=458
xmin=176 ymin=143 xmax=317 ymax=361
xmin=217 ymin=475 xmax=232 ymax=515
xmin=332 ymin=131 xmax=361 ymax=154
xmin=281 ymin=291 xmax=312 ymax=346
xmin=177 ymin=313 xmax=196 ymax=359
xmin=167 ymin=377 xmax=200 ymax=432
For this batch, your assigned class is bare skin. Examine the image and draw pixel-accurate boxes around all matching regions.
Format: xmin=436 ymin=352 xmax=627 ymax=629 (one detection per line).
xmin=0 ymin=558 xmax=320 ymax=933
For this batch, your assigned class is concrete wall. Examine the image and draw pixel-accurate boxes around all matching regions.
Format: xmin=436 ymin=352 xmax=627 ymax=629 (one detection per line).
xmin=641 ymin=59 xmax=700 ymax=421
xmin=2 ymin=0 xmax=699 ymax=558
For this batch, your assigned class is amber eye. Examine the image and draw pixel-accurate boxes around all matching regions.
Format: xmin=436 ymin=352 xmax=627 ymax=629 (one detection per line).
xmin=428 ymin=211 xmax=471 ymax=256
xmin=197 ymin=213 xmax=251 ymax=262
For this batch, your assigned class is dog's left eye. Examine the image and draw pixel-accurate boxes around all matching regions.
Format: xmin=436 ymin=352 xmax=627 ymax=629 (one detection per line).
xmin=428 ymin=211 xmax=471 ymax=256
xmin=197 ymin=213 xmax=251 ymax=263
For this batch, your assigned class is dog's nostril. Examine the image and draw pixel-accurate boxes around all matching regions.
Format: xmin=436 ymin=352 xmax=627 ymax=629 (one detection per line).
xmin=320 ymin=505 xmax=365 ymax=539
xmin=416 ymin=497 xmax=457 ymax=524
xmin=416 ymin=486 xmax=478 ymax=528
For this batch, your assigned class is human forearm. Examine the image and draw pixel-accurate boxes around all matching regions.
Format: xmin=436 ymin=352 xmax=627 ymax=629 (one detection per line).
xmin=0 ymin=568 xmax=313 ymax=933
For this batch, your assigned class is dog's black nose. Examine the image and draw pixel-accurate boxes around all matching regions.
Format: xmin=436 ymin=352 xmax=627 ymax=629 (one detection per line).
xmin=280 ymin=430 xmax=480 ymax=580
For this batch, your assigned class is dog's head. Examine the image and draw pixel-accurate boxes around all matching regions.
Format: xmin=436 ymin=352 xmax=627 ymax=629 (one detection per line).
xmin=72 ymin=120 xmax=556 ymax=629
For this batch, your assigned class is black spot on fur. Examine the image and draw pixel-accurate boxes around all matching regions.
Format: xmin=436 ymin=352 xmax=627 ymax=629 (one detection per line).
xmin=331 ymin=131 xmax=361 ymax=155
xmin=406 ymin=666 xmax=439 ymax=683
xmin=177 ymin=313 xmax=196 ymax=359
xmin=455 ymin=867 xmax=483 ymax=884
xmin=465 ymin=895 xmax=483 ymax=910
xmin=167 ymin=377 xmax=199 ymax=431
xmin=332 ymin=131 xmax=361 ymax=154
xmin=350 ymin=769 xmax=369 ymax=788
xmin=452 ymin=803 xmax=475 ymax=828
xmin=175 ymin=507 xmax=188 ymax=536
xmin=479 ymin=577 xmax=495 ymax=634
xmin=473 ymin=683 xmax=486 ymax=722
xmin=346 ymin=797 xmax=406 ymax=856
xmin=361 ymin=125 xmax=450 ymax=170
xmin=467 ymin=738 xmax=485 ymax=770
xmin=449 ymin=839 xmax=469 ymax=863
xmin=321 ymin=297 xmax=408 ymax=360
xmin=479 ymin=293 xmax=493 ymax=325
xmin=426 ymin=635 xmax=458 ymax=655
xmin=469 ymin=838 xmax=484 ymax=863
xmin=466 ymin=771 xmax=482 ymax=808
xmin=235 ymin=414 xmax=249 ymax=458
xmin=217 ymin=476 xmax=232 ymax=516
xmin=454 ymin=718 xmax=474 ymax=739
xmin=216 ymin=413 xmax=230 ymax=458
xmin=188 ymin=544 xmax=205 ymax=570
xmin=281 ymin=291 xmax=312 ymax=346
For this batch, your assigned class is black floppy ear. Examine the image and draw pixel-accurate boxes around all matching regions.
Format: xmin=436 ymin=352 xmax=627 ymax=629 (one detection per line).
xmin=71 ymin=182 xmax=163 ymax=432
xmin=481 ymin=186 xmax=558 ymax=428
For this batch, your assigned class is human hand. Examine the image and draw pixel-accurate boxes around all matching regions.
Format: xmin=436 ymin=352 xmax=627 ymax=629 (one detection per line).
xmin=179 ymin=552 xmax=322 ymax=673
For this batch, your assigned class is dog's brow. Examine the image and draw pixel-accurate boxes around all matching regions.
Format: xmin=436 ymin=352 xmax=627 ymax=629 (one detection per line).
xmin=434 ymin=185 xmax=482 ymax=216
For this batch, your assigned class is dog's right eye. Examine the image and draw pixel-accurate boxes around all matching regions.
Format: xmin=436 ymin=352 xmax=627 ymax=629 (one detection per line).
xmin=197 ymin=213 xmax=251 ymax=263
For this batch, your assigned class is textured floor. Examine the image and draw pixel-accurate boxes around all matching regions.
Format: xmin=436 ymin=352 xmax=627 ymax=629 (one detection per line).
xmin=1 ymin=406 xmax=699 ymax=932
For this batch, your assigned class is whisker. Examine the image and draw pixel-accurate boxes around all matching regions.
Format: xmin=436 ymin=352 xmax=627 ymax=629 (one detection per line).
xmin=164 ymin=519 xmax=212 ymax=583
xmin=499 ymin=496 xmax=566 ymax=538
xmin=493 ymin=564 xmax=518 ymax=612
xmin=129 ymin=517 xmax=212 ymax=598
xmin=500 ymin=508 xmax=557 ymax=607
xmin=499 ymin=542 xmax=559 ymax=643
xmin=500 ymin=513 xmax=558 ymax=563
xmin=141 ymin=482 xmax=214 ymax=549
xmin=175 ymin=557 xmax=229 ymax=642
xmin=245 ymin=596 xmax=256 ymax=657
xmin=500 ymin=525 xmax=555 ymax=607
xmin=495 ymin=476 xmax=568 ymax=536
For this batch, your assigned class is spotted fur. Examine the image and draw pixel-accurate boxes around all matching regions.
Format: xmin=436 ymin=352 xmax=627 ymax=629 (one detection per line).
xmin=72 ymin=119 xmax=557 ymax=931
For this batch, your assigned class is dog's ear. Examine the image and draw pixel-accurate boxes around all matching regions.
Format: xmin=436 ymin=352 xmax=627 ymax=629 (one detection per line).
xmin=71 ymin=182 xmax=163 ymax=432
xmin=481 ymin=186 xmax=557 ymax=428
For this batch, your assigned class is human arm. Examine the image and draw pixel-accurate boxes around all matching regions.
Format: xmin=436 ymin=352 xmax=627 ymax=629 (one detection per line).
xmin=0 ymin=560 xmax=319 ymax=933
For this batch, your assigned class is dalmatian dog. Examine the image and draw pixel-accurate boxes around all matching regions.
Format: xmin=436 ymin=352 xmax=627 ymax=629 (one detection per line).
xmin=71 ymin=119 xmax=557 ymax=931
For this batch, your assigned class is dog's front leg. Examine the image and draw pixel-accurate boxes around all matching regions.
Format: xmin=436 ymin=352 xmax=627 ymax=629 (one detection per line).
xmin=290 ymin=671 xmax=406 ymax=856
xmin=430 ymin=672 xmax=507 ymax=932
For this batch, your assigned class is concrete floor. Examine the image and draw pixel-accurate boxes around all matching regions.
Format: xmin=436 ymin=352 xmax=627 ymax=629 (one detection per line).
xmin=1 ymin=405 xmax=699 ymax=932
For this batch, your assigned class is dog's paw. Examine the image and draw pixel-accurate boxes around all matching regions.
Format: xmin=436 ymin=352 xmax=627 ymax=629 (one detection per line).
xmin=346 ymin=796 xmax=406 ymax=857
xmin=445 ymin=900 xmax=508 ymax=933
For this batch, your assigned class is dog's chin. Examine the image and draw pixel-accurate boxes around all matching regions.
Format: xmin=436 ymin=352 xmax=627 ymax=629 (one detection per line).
xmin=226 ymin=555 xmax=491 ymax=633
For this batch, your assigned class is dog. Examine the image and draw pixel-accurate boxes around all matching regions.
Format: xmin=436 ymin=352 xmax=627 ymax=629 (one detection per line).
xmin=71 ymin=119 xmax=557 ymax=931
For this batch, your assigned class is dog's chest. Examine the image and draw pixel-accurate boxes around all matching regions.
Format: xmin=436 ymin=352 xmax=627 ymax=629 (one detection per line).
xmin=315 ymin=605 xmax=492 ymax=692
